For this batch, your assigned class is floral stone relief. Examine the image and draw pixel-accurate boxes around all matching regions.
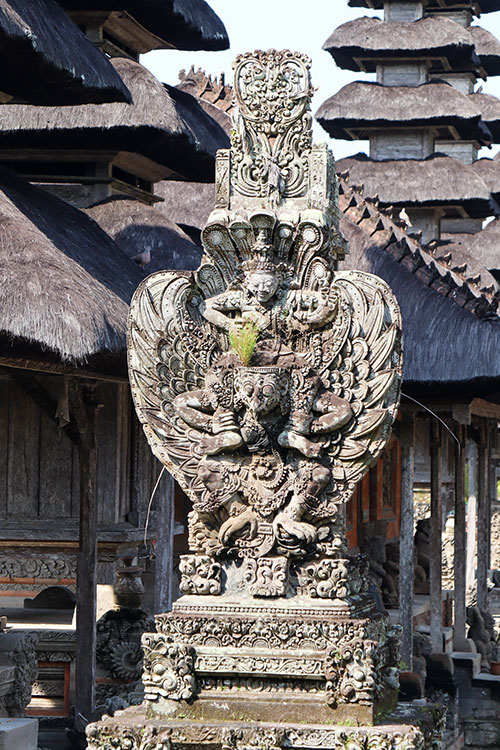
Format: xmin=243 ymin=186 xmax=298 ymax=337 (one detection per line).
xmin=88 ymin=50 xmax=442 ymax=750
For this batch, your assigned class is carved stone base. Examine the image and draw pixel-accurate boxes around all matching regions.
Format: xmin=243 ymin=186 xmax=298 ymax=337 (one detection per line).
xmin=87 ymin=706 xmax=442 ymax=750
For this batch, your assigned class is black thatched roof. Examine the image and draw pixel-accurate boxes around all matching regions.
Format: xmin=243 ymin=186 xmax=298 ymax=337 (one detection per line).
xmin=85 ymin=195 xmax=202 ymax=273
xmin=339 ymin=179 xmax=500 ymax=390
xmin=0 ymin=58 xmax=230 ymax=182
xmin=59 ymin=0 xmax=229 ymax=51
xmin=323 ymin=16 xmax=476 ymax=73
xmin=336 ymin=153 xmax=498 ymax=217
xmin=469 ymin=91 xmax=500 ymax=142
xmin=316 ymin=81 xmax=490 ymax=143
xmin=0 ymin=0 xmax=131 ymax=104
xmin=0 ymin=165 xmax=143 ymax=363
xmin=347 ymin=0 xmax=500 ymax=12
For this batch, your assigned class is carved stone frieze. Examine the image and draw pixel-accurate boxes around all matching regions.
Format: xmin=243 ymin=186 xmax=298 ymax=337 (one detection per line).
xmin=0 ymin=555 xmax=76 ymax=581
xmin=179 ymin=555 xmax=221 ymax=596
xmin=244 ymin=557 xmax=288 ymax=596
xmin=295 ymin=556 xmax=369 ymax=601
xmin=141 ymin=634 xmax=196 ymax=702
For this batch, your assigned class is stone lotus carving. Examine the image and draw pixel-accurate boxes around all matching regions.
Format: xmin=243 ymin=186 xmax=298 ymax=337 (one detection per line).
xmin=128 ymin=48 xmax=402 ymax=571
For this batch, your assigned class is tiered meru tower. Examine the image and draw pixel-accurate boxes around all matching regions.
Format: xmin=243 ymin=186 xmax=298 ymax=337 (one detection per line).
xmin=317 ymin=0 xmax=500 ymax=243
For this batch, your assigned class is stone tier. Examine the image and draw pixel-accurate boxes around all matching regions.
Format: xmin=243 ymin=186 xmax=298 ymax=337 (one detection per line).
xmin=87 ymin=705 xmax=443 ymax=750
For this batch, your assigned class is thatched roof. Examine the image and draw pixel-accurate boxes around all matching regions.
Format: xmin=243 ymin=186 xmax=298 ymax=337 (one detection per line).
xmin=59 ymin=0 xmax=229 ymax=51
xmin=469 ymin=91 xmax=500 ymax=141
xmin=451 ymin=219 xmax=500 ymax=277
xmin=336 ymin=153 xmax=498 ymax=217
xmin=316 ymin=81 xmax=489 ymax=142
xmin=323 ymin=16 xmax=476 ymax=72
xmin=85 ymin=195 xmax=202 ymax=273
xmin=0 ymin=0 xmax=131 ymax=104
xmin=470 ymin=158 xmax=500 ymax=202
xmin=0 ymin=58 xmax=229 ymax=182
xmin=339 ymin=178 xmax=500 ymax=389
xmin=154 ymin=180 xmax=215 ymax=234
xmin=177 ymin=68 xmax=232 ymax=135
xmin=347 ymin=0 xmax=500 ymax=12
xmin=0 ymin=166 xmax=144 ymax=363
xmin=468 ymin=26 xmax=500 ymax=75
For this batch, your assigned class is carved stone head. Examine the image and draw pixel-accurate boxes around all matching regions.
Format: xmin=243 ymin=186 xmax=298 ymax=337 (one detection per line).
xmin=234 ymin=367 xmax=289 ymax=415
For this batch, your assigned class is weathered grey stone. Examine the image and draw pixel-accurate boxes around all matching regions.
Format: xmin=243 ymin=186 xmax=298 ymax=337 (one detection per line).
xmin=0 ymin=718 xmax=38 ymax=750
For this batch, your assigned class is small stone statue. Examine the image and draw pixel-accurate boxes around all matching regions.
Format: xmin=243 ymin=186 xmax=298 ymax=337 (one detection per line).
xmin=467 ymin=605 xmax=493 ymax=670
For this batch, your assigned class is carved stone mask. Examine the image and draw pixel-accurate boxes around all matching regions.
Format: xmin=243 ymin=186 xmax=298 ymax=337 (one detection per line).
xmin=247 ymin=271 xmax=280 ymax=303
xmin=234 ymin=368 xmax=288 ymax=415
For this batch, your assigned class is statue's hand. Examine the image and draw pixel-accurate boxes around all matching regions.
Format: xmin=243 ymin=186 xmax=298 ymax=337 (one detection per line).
xmin=219 ymin=507 xmax=258 ymax=545
xmin=273 ymin=511 xmax=316 ymax=546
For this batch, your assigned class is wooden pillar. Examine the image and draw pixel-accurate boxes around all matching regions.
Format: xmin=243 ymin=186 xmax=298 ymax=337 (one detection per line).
xmin=477 ymin=420 xmax=490 ymax=611
xmin=72 ymin=383 xmax=98 ymax=720
xmin=488 ymin=420 xmax=497 ymax=571
xmin=399 ymin=412 xmax=415 ymax=670
xmin=154 ymin=472 xmax=175 ymax=614
xmin=466 ymin=440 xmax=478 ymax=594
xmin=430 ymin=419 xmax=443 ymax=652
xmin=453 ymin=424 xmax=467 ymax=646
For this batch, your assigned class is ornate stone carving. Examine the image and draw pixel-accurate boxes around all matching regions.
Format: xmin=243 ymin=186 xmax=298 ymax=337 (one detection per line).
xmin=0 ymin=554 xmax=76 ymax=581
xmin=179 ymin=555 xmax=221 ymax=595
xmin=296 ymin=556 xmax=369 ymax=601
xmin=244 ymin=557 xmax=288 ymax=596
xmin=128 ymin=49 xmax=402 ymax=586
xmin=141 ymin=634 xmax=196 ymax=702
xmin=0 ymin=631 xmax=38 ymax=716
xmin=96 ymin=608 xmax=155 ymax=682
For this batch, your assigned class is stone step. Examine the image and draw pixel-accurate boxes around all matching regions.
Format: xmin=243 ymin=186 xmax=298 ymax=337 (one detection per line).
xmin=0 ymin=718 xmax=38 ymax=750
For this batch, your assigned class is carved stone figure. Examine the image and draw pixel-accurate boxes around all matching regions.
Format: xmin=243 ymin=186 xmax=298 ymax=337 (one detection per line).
xmin=88 ymin=49 xmax=439 ymax=750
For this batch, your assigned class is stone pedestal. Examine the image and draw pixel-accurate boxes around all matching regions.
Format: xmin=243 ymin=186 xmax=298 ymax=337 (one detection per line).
xmin=0 ymin=718 xmax=38 ymax=750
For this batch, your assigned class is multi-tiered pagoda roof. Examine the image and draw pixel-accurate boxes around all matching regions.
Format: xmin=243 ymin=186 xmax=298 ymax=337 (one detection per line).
xmin=318 ymin=0 xmax=500 ymax=244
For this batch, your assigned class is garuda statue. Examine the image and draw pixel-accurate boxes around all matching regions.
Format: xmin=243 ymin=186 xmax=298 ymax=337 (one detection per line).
xmin=128 ymin=49 xmax=402 ymax=577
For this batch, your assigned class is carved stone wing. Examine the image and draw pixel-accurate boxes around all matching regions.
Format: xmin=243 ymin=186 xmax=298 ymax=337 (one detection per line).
xmin=314 ymin=269 xmax=402 ymax=513
xmin=127 ymin=271 xmax=222 ymax=504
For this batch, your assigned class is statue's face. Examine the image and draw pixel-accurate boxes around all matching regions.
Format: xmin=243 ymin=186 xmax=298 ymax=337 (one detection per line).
xmin=235 ymin=369 xmax=288 ymax=415
xmin=247 ymin=271 xmax=279 ymax=303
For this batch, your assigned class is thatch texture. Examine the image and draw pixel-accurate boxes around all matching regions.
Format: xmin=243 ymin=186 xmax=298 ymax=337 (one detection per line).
xmin=0 ymin=0 xmax=131 ymax=104
xmin=348 ymin=0 xmax=500 ymax=11
xmin=323 ymin=16 xmax=475 ymax=72
xmin=59 ymin=0 xmax=229 ymax=51
xmin=469 ymin=91 xmax=500 ymax=141
xmin=337 ymin=153 xmax=497 ymax=216
xmin=0 ymin=58 xmax=229 ymax=182
xmin=459 ymin=219 xmax=500 ymax=276
xmin=86 ymin=195 xmax=202 ymax=273
xmin=339 ymin=180 xmax=500 ymax=388
xmin=316 ymin=81 xmax=489 ymax=142
xmin=0 ymin=166 xmax=143 ymax=363
xmin=469 ymin=26 xmax=500 ymax=75
xmin=470 ymin=158 xmax=500 ymax=201
xmin=154 ymin=180 xmax=215 ymax=234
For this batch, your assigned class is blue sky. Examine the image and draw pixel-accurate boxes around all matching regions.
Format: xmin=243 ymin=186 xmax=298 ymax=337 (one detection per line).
xmin=142 ymin=0 xmax=500 ymax=159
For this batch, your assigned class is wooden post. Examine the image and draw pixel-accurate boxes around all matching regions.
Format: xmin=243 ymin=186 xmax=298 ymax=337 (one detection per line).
xmin=453 ymin=423 xmax=467 ymax=646
xmin=399 ymin=412 xmax=415 ymax=670
xmin=477 ymin=420 xmax=490 ymax=611
xmin=154 ymin=471 xmax=175 ymax=614
xmin=466 ymin=440 xmax=478 ymax=595
xmin=430 ymin=419 xmax=443 ymax=652
xmin=488 ymin=420 xmax=497 ymax=571
xmin=72 ymin=383 xmax=98 ymax=721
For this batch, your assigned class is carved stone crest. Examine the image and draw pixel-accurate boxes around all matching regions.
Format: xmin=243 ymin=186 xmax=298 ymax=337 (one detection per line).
xmin=179 ymin=555 xmax=222 ymax=595
xmin=141 ymin=635 xmax=196 ymax=702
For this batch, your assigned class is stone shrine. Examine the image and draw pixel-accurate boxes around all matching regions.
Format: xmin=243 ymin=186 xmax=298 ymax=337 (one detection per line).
xmin=88 ymin=50 xmax=441 ymax=750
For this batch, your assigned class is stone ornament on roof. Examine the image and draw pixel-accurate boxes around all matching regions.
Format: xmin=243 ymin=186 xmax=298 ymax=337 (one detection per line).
xmin=128 ymin=48 xmax=402 ymax=571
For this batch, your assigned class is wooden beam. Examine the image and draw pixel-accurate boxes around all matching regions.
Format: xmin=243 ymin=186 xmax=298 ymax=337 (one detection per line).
xmin=71 ymin=381 xmax=99 ymax=720
xmin=477 ymin=419 xmax=490 ymax=611
xmin=154 ymin=472 xmax=175 ymax=614
xmin=430 ymin=419 xmax=443 ymax=652
xmin=0 ymin=356 xmax=127 ymax=383
xmin=453 ymin=423 xmax=467 ymax=646
xmin=399 ymin=412 xmax=415 ymax=670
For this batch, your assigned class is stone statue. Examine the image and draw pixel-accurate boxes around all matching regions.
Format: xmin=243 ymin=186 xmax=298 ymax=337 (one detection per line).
xmin=88 ymin=50 xmax=435 ymax=750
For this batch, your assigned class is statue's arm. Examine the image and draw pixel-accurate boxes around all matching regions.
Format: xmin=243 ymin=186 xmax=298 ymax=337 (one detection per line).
xmin=201 ymin=293 xmax=240 ymax=331
xmin=173 ymin=391 xmax=213 ymax=431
